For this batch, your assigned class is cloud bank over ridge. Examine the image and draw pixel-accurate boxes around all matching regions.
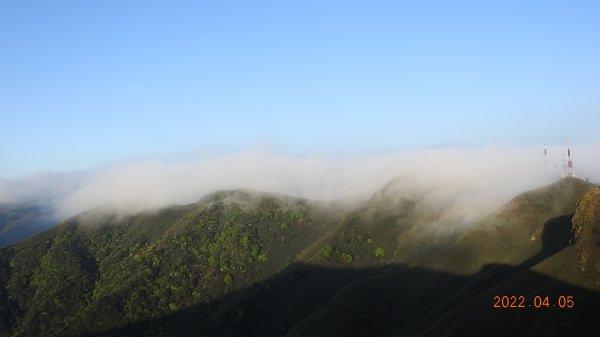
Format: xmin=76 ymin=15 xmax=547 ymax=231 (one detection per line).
xmin=1 ymin=144 xmax=599 ymax=221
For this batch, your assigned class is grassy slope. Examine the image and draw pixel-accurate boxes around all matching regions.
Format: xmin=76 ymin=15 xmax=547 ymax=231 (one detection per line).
xmin=416 ymin=177 xmax=595 ymax=273
xmin=414 ymin=186 xmax=600 ymax=337
xmin=285 ymin=178 xmax=599 ymax=337
xmin=297 ymin=177 xmax=594 ymax=271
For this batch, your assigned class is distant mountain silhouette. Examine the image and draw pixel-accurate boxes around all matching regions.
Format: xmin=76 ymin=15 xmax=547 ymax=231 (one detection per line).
xmin=0 ymin=202 xmax=57 ymax=247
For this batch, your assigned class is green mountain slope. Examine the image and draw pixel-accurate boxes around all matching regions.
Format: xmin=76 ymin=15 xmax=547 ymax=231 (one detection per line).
xmin=412 ymin=186 xmax=600 ymax=337
xmin=285 ymin=179 xmax=600 ymax=337
xmin=0 ymin=179 xmax=598 ymax=337
xmin=416 ymin=177 xmax=595 ymax=273
xmin=297 ymin=176 xmax=469 ymax=268
xmin=0 ymin=190 xmax=344 ymax=337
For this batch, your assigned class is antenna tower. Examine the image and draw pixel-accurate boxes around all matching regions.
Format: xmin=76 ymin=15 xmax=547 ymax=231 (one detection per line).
xmin=562 ymin=141 xmax=575 ymax=178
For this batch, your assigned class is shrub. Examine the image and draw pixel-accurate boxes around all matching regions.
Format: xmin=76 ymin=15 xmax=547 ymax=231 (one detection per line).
xmin=322 ymin=245 xmax=333 ymax=258
xmin=250 ymin=247 xmax=260 ymax=259
xmin=223 ymin=274 xmax=233 ymax=286
xmin=340 ymin=253 xmax=353 ymax=264
xmin=257 ymin=253 xmax=268 ymax=262
xmin=374 ymin=246 xmax=385 ymax=257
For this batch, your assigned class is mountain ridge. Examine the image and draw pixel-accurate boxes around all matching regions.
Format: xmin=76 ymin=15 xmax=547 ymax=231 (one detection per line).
xmin=0 ymin=177 xmax=598 ymax=336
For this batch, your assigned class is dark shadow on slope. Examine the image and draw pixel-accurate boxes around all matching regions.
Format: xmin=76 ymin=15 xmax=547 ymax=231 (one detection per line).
xmin=516 ymin=214 xmax=574 ymax=272
xmin=314 ymin=215 xmax=600 ymax=336
xmin=78 ymin=264 xmax=388 ymax=337
xmin=68 ymin=214 xmax=597 ymax=337
xmin=541 ymin=214 xmax=574 ymax=253
xmin=78 ymin=264 xmax=600 ymax=337
xmin=400 ymin=213 xmax=579 ymax=335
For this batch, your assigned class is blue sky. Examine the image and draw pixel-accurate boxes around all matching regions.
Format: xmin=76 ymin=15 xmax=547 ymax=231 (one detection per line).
xmin=1 ymin=0 xmax=599 ymax=178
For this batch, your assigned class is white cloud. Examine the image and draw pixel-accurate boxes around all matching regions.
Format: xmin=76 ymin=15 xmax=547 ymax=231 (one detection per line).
xmin=1 ymin=144 xmax=598 ymax=223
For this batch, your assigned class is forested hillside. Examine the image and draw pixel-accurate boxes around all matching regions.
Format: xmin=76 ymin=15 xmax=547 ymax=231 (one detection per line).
xmin=0 ymin=179 xmax=599 ymax=337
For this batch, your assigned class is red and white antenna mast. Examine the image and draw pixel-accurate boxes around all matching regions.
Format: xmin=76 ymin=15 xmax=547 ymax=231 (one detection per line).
xmin=562 ymin=140 xmax=575 ymax=178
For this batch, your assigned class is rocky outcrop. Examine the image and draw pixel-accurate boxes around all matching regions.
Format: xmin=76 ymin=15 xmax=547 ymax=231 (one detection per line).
xmin=572 ymin=188 xmax=600 ymax=274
